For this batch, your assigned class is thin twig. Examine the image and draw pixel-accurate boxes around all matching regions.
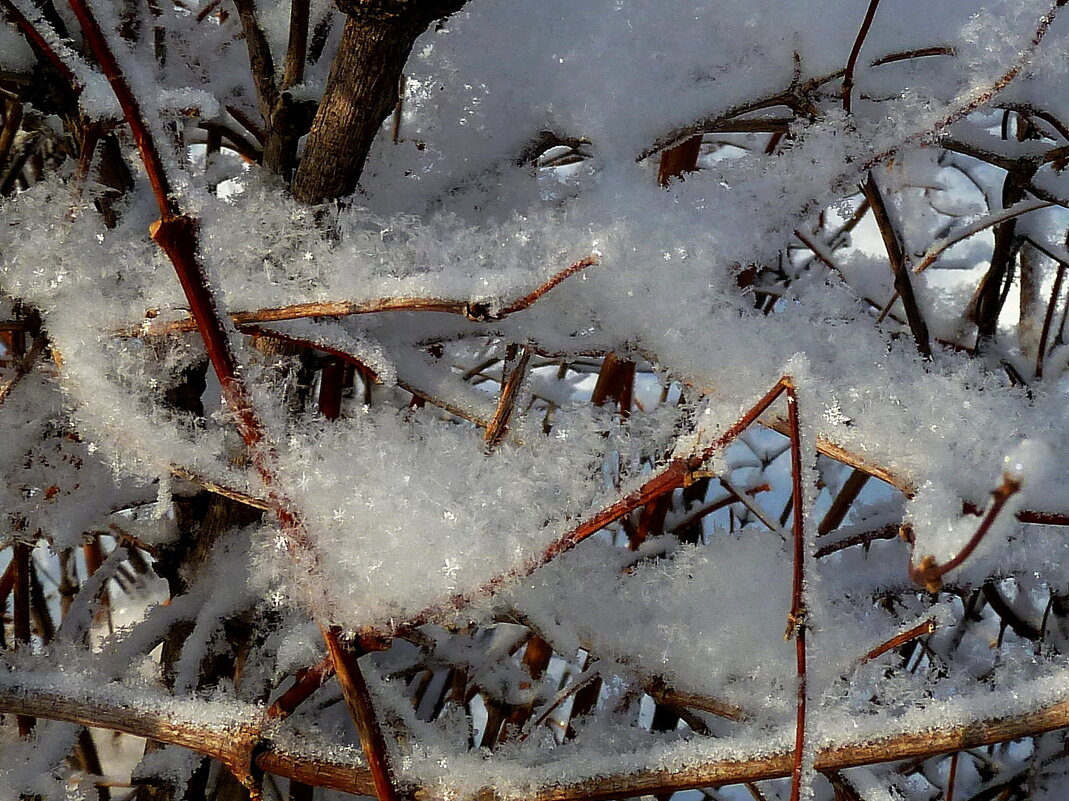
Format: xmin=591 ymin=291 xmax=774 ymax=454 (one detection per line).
xmin=267 ymin=655 xmax=334 ymax=720
xmin=123 ymin=256 xmax=598 ymax=336
xmin=817 ymin=468 xmax=870 ymax=536
xmin=0 ymin=0 xmax=80 ymax=89
xmin=386 ymin=379 xmax=793 ymax=641
xmin=0 ymin=334 xmax=46 ymax=407
xmin=862 ymin=173 xmax=932 ymax=357
xmin=946 ymin=751 xmax=959 ymax=801
xmin=910 ymin=475 xmax=1021 ymax=592
xmin=65 ymin=3 xmax=399 ymax=797
xmin=860 ymin=619 xmax=936 ymax=663
xmin=1034 ymin=233 xmax=1068 ymax=378
xmin=813 ymin=523 xmax=902 ymax=559
xmin=784 ymin=380 xmax=808 ymax=801
xmin=485 ymin=345 xmax=530 ymax=448
xmin=281 ymin=0 xmax=310 ymax=91
xmin=842 ymin=0 xmax=883 ymax=114
xmin=913 ymin=199 xmax=1053 ymax=276
xmin=11 ymin=671 xmax=1069 ymax=801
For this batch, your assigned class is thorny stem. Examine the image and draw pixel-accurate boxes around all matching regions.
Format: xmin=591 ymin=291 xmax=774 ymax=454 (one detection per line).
xmin=909 ymin=475 xmax=1022 ymax=592
xmin=65 ymin=2 xmax=399 ymax=798
xmin=842 ymin=0 xmax=882 ymax=114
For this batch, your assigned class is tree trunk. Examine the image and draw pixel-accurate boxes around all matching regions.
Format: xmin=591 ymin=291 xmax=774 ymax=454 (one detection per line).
xmin=291 ymin=0 xmax=467 ymax=204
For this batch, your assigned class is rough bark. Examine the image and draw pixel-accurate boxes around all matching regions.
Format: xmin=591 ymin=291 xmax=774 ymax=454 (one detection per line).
xmin=291 ymin=0 xmax=468 ymax=204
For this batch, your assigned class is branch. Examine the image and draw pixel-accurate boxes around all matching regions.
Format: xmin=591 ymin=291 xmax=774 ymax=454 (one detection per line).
xmin=912 ymin=199 xmax=1054 ymax=276
xmin=484 ymin=345 xmax=530 ymax=448
xmin=281 ymin=0 xmax=310 ymax=91
xmin=125 ymin=256 xmax=598 ymax=336
xmin=0 ymin=0 xmax=80 ymax=89
xmin=784 ymin=380 xmax=808 ymax=801
xmin=842 ymin=0 xmax=882 ymax=114
xmin=909 ymin=475 xmax=1021 ymax=592
xmin=65 ymin=3 xmax=401 ymax=796
xmin=0 ymin=333 xmax=46 ymax=406
xmin=8 ymin=669 xmax=1069 ymax=801
xmin=862 ymin=173 xmax=931 ymax=358
xmin=231 ymin=0 xmax=279 ymax=120
xmin=383 ymin=379 xmax=793 ymax=642
xmin=860 ymin=619 xmax=936 ymax=663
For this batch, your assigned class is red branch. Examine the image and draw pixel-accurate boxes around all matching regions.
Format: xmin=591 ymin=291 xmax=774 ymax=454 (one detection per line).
xmin=784 ymin=381 xmax=808 ymax=801
xmin=842 ymin=0 xmax=882 ymax=114
xmin=860 ymin=619 xmax=936 ymax=664
xmin=383 ymin=379 xmax=793 ymax=641
xmin=0 ymin=0 xmax=80 ymax=89
xmin=64 ymin=3 xmax=397 ymax=798
xmin=909 ymin=476 xmax=1021 ymax=592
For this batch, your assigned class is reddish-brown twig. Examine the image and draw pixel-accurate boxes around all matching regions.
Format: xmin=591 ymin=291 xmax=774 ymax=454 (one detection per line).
xmin=863 ymin=173 xmax=931 ymax=357
xmin=267 ymin=656 xmax=334 ymax=720
xmin=860 ymin=619 xmax=936 ymax=664
xmin=384 ymin=379 xmax=793 ymax=641
xmin=12 ymin=541 xmax=34 ymax=735
xmin=946 ymin=751 xmax=959 ymax=801
xmin=657 ymin=135 xmax=702 ymax=187
xmin=0 ymin=0 xmax=80 ymax=89
xmin=65 ymin=2 xmax=399 ymax=797
xmin=667 ymin=483 xmax=771 ymax=537
xmin=126 ymin=256 xmax=598 ymax=337
xmin=784 ymin=380 xmax=808 ymax=801
xmin=909 ymin=475 xmax=1021 ymax=592
xmin=813 ymin=523 xmax=902 ymax=559
xmin=842 ymin=0 xmax=883 ymax=114
xmin=485 ymin=345 xmax=531 ymax=448
xmin=0 ymin=334 xmax=46 ymax=407
xmin=818 ymin=469 xmax=870 ymax=536
xmin=1035 ymin=234 xmax=1068 ymax=378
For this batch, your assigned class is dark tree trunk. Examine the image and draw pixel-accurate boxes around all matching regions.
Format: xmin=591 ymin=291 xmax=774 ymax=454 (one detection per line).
xmin=292 ymin=0 xmax=468 ymax=204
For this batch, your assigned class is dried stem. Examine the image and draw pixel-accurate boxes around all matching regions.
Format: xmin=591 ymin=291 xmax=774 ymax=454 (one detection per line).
xmin=1035 ymin=235 xmax=1068 ymax=378
xmin=267 ymin=655 xmax=333 ymax=720
xmin=909 ymin=475 xmax=1021 ymax=592
xmin=12 ymin=669 xmax=1069 ymax=801
xmin=842 ymin=0 xmax=882 ymax=114
xmin=818 ymin=469 xmax=870 ymax=536
xmin=0 ymin=0 xmax=79 ymax=88
xmin=281 ymin=0 xmax=310 ymax=90
xmin=946 ymin=751 xmax=959 ymax=801
xmin=913 ymin=199 xmax=1053 ymax=276
xmin=784 ymin=380 xmax=808 ymax=801
xmin=814 ymin=523 xmax=902 ymax=559
xmin=124 ymin=256 xmax=597 ymax=336
xmin=321 ymin=628 xmax=400 ymax=801
xmin=65 ymin=3 xmax=400 ymax=796
xmin=860 ymin=619 xmax=936 ymax=663
xmin=0 ymin=334 xmax=46 ymax=407
xmin=862 ymin=173 xmax=931 ymax=357
xmin=485 ymin=345 xmax=531 ymax=448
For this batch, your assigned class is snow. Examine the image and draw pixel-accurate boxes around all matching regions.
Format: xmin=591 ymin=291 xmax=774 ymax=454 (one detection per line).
xmin=5 ymin=0 xmax=1069 ymax=798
